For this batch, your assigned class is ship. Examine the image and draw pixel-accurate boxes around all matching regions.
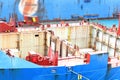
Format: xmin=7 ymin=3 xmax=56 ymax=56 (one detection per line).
xmin=0 ymin=50 xmax=109 ymax=80
xmin=0 ymin=15 xmax=120 ymax=80
xmin=0 ymin=0 xmax=120 ymax=80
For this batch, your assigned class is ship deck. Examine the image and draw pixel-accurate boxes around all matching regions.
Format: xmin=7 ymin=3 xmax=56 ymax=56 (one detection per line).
xmin=58 ymin=56 xmax=86 ymax=66
xmin=58 ymin=48 xmax=94 ymax=66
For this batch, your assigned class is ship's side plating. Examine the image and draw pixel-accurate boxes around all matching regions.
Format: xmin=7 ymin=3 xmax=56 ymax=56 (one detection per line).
xmin=0 ymin=21 xmax=120 ymax=80
xmin=0 ymin=51 xmax=108 ymax=80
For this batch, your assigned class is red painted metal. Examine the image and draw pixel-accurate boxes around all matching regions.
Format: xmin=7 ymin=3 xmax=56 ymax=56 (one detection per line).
xmin=26 ymin=51 xmax=58 ymax=66
xmin=0 ymin=22 xmax=17 ymax=32
xmin=47 ymin=24 xmax=51 ymax=27
xmin=52 ymin=51 xmax=58 ymax=66
xmin=6 ymin=49 xmax=15 ymax=57
xmin=84 ymin=53 xmax=90 ymax=63
xmin=65 ymin=23 xmax=69 ymax=26
xmin=117 ymin=13 xmax=120 ymax=35
xmin=108 ymin=57 xmax=111 ymax=62
xmin=20 ymin=16 xmax=40 ymax=26
xmin=48 ymin=47 xmax=52 ymax=58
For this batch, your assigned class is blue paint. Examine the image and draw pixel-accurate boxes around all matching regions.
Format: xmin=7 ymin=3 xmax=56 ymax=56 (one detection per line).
xmin=0 ymin=51 xmax=41 ymax=68
xmin=91 ymin=19 xmax=119 ymax=28
xmin=0 ymin=50 xmax=113 ymax=80
xmin=0 ymin=0 xmax=120 ymax=21
xmin=106 ymin=67 xmax=120 ymax=80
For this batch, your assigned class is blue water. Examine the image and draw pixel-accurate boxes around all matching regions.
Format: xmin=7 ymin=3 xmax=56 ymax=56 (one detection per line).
xmin=91 ymin=19 xmax=119 ymax=28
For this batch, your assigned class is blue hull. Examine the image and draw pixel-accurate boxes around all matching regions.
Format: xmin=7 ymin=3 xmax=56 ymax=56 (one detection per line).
xmin=105 ymin=67 xmax=120 ymax=80
xmin=1 ymin=51 xmax=119 ymax=80
xmin=0 ymin=0 xmax=120 ymax=21
xmin=1 ymin=67 xmax=120 ymax=80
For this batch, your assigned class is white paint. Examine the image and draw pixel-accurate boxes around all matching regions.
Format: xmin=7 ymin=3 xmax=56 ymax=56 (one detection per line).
xmin=108 ymin=48 xmax=114 ymax=57
xmin=92 ymin=28 xmax=97 ymax=38
xmin=103 ymin=33 xmax=109 ymax=44
xmin=109 ymin=36 xmax=116 ymax=48
xmin=91 ymin=38 xmax=95 ymax=47
xmin=116 ymin=39 xmax=120 ymax=49
xmin=51 ymin=42 xmax=55 ymax=52
xmin=96 ymin=41 xmax=102 ymax=51
xmin=101 ymin=45 xmax=108 ymax=52
xmin=98 ymin=31 xmax=103 ymax=41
